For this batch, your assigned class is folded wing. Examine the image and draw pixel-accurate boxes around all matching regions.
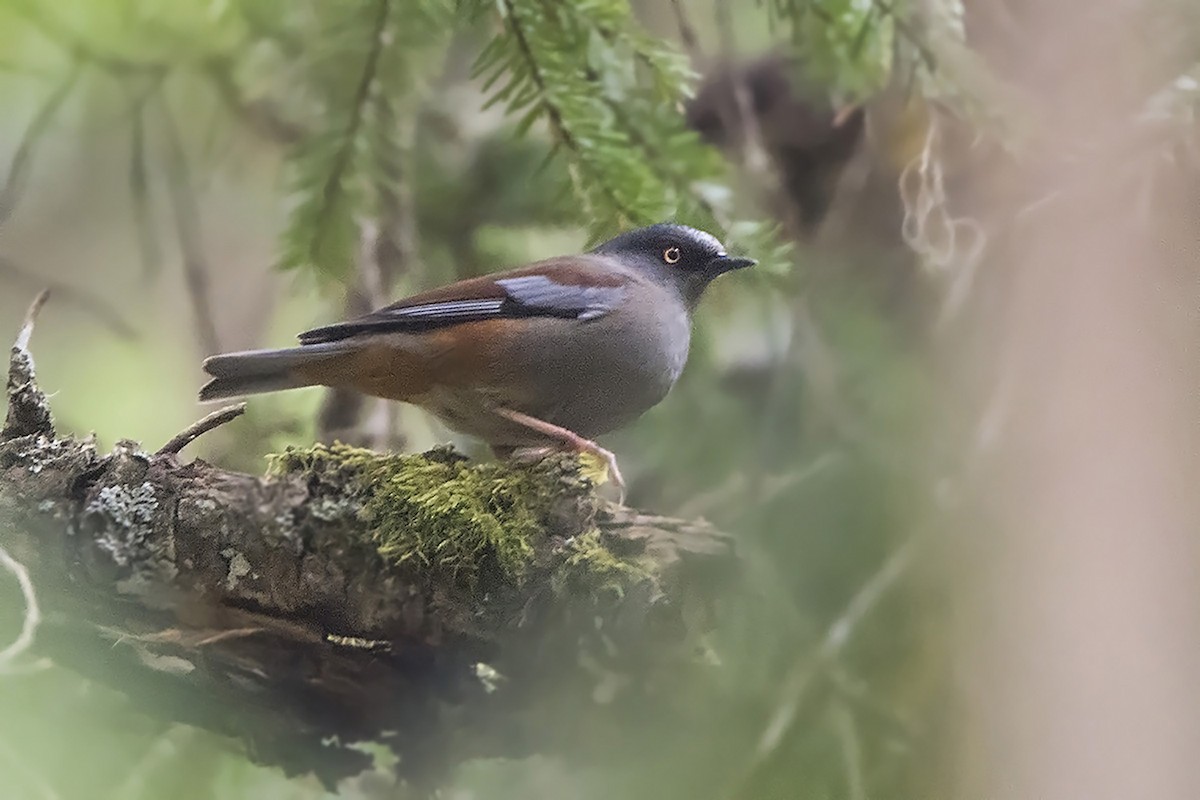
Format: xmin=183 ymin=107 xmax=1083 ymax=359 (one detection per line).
xmin=297 ymin=257 xmax=628 ymax=345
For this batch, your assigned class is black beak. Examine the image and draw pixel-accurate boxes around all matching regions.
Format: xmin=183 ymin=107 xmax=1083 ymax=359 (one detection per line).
xmin=709 ymin=254 xmax=757 ymax=273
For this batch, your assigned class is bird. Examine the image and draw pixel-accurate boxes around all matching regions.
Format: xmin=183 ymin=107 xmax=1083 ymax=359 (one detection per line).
xmin=199 ymin=223 xmax=755 ymax=493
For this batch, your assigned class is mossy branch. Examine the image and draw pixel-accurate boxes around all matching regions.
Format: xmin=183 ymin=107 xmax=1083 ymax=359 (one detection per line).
xmin=0 ymin=304 xmax=734 ymax=790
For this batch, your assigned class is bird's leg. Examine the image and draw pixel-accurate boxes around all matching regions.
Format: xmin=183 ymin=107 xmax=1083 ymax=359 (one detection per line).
xmin=492 ymin=443 xmax=558 ymax=470
xmin=494 ymin=444 xmax=556 ymax=464
xmin=493 ymin=407 xmax=626 ymax=497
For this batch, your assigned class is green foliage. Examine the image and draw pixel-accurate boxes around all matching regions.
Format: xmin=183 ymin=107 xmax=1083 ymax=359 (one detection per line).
xmin=762 ymin=0 xmax=893 ymax=96
xmin=475 ymin=0 xmax=690 ymax=232
xmin=278 ymin=0 xmax=453 ymax=283
xmin=465 ymin=0 xmax=787 ymax=261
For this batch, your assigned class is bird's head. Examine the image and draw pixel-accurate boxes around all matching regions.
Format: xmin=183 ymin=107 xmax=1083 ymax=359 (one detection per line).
xmin=591 ymin=223 xmax=755 ymax=307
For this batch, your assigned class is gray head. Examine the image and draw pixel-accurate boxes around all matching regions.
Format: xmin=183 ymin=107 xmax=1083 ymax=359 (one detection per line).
xmin=591 ymin=223 xmax=755 ymax=307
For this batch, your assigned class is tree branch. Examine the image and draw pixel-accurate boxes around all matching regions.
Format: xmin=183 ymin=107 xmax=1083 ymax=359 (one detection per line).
xmin=158 ymin=96 xmax=222 ymax=356
xmin=0 ymin=302 xmax=734 ymax=790
xmin=0 ymin=62 xmax=81 ymax=228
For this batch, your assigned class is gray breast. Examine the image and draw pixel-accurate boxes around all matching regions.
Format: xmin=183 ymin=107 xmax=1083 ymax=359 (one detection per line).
xmin=498 ymin=280 xmax=692 ymax=439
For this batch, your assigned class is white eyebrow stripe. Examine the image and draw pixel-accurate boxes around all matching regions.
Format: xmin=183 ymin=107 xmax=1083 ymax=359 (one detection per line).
xmin=682 ymin=228 xmax=725 ymax=252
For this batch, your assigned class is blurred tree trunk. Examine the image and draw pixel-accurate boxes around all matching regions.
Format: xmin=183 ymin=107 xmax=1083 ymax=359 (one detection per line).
xmin=949 ymin=2 xmax=1200 ymax=797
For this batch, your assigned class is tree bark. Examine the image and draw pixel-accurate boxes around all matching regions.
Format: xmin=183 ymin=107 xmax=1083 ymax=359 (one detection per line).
xmin=0 ymin=304 xmax=734 ymax=790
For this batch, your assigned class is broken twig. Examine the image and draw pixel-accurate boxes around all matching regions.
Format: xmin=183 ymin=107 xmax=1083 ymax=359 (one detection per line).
xmin=156 ymin=402 xmax=247 ymax=456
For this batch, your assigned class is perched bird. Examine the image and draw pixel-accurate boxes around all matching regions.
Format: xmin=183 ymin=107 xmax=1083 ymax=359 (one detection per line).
xmin=199 ymin=224 xmax=754 ymax=491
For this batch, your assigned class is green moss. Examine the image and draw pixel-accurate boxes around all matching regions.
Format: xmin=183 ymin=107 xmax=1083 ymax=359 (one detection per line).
xmin=268 ymin=444 xmax=591 ymax=594
xmin=554 ymin=530 xmax=654 ymax=603
xmin=365 ymin=454 xmax=541 ymax=581
xmin=267 ymin=443 xmax=668 ymax=619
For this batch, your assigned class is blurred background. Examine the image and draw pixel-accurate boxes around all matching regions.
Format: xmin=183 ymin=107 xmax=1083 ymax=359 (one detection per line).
xmin=2 ymin=0 xmax=1200 ymax=798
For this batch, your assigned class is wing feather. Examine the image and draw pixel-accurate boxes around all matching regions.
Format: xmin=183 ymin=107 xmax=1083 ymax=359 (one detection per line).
xmin=298 ymin=257 xmax=628 ymax=344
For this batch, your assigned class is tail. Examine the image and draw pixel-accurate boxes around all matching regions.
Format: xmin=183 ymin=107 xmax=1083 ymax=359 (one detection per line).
xmin=199 ymin=341 xmax=359 ymax=403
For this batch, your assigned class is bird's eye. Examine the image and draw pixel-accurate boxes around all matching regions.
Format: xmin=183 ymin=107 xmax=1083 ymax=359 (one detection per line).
xmin=663 ymin=246 xmax=681 ymax=264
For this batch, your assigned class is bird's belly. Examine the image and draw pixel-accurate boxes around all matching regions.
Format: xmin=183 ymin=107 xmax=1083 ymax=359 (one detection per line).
xmin=520 ymin=313 xmax=689 ymax=438
xmin=420 ymin=308 xmax=690 ymax=446
xmin=416 ymin=386 xmax=542 ymax=446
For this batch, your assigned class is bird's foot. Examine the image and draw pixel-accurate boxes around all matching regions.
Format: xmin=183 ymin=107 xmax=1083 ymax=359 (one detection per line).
xmin=570 ymin=441 xmax=625 ymax=500
xmin=493 ymin=408 xmax=626 ymax=501
xmin=504 ymin=443 xmax=625 ymax=501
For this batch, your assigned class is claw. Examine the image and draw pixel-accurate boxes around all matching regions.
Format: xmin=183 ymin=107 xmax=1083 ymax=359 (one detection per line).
xmin=577 ymin=439 xmax=625 ymax=501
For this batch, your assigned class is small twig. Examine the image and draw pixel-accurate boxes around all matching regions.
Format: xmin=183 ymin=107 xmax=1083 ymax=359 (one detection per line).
xmin=156 ymin=403 xmax=246 ymax=456
xmin=725 ymin=535 xmax=922 ymax=798
xmin=0 ymin=735 xmax=59 ymax=800
xmin=832 ymin=703 xmax=868 ymax=800
xmin=821 ymin=536 xmax=919 ymax=656
xmin=827 ymin=665 xmax=920 ymax=743
xmin=677 ymin=451 xmax=844 ymax=520
xmin=157 ymin=94 xmax=222 ymax=355
xmin=870 ymin=0 xmax=939 ymax=72
xmin=0 ymin=256 xmax=138 ymax=340
xmin=194 ymin=627 xmax=265 ymax=647
xmin=668 ymin=0 xmax=704 ymax=64
xmin=0 ymin=62 xmax=82 ymax=228
xmin=0 ymin=546 xmax=41 ymax=672
xmin=127 ymin=95 xmax=164 ymax=279
xmin=15 ymin=289 xmax=50 ymax=353
xmin=203 ymin=58 xmax=306 ymax=145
